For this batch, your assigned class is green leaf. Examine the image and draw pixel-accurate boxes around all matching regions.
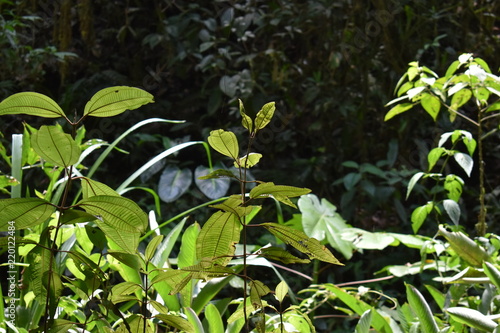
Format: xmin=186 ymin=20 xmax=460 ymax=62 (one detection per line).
xmin=31 ymin=125 xmax=81 ymax=167
xmin=158 ymin=165 xmax=192 ymax=203
xmin=250 ymin=280 xmax=271 ymax=310
xmin=299 ymin=194 xmax=355 ymax=259
xmin=250 ymin=182 xmax=311 ymax=207
xmin=259 ymin=246 xmax=310 ymax=264
xmin=444 ymin=175 xmax=463 ymax=202
xmin=49 ymin=319 xmax=76 ymax=333
xmin=261 ymin=222 xmax=343 ymax=265
xmin=254 ymin=101 xmax=276 ymax=131
xmin=155 ymin=314 xmax=194 ymax=333
xmin=178 ymin=223 xmax=200 ymax=307
xmin=355 ymin=309 xmax=373 ymax=333
xmin=420 ymin=93 xmax=441 ymax=120
xmin=145 ymin=234 xmax=164 ymax=262
xmin=427 ymin=147 xmax=446 ymax=171
xmin=483 ymin=262 xmax=500 ymax=290
xmin=197 ymin=168 xmax=238 ymax=180
xmin=78 ymin=195 xmax=147 ymax=233
xmin=108 ymin=250 xmax=145 ymax=270
xmin=0 ymin=92 xmax=65 ymax=118
xmin=275 ymin=280 xmax=289 ymax=303
xmin=443 ymin=199 xmax=460 ymax=225
xmin=234 ymin=153 xmax=262 ymax=168
xmin=194 ymin=165 xmax=230 ymax=200
xmin=208 ymin=129 xmax=239 ymax=160
xmin=411 ymin=202 xmax=434 ymax=234
xmin=84 ymin=225 xmax=107 ymax=250
xmin=445 ymin=60 xmax=460 ymax=78
xmin=438 ymin=225 xmax=490 ymax=267
xmin=111 ymin=281 xmax=142 ymax=304
xmin=407 ymin=172 xmax=425 ymax=199
xmin=61 ymin=209 xmax=96 ymax=224
xmin=453 ymin=152 xmax=473 ymax=177
xmin=205 ymin=303 xmax=224 ymax=333
xmin=197 ymin=211 xmax=241 ymax=266
xmin=83 ymin=86 xmax=154 ymax=117
xmin=384 ymin=103 xmax=413 ymax=121
xmin=239 ymin=99 xmax=253 ymax=133
xmin=405 ymin=283 xmax=439 ymax=333
xmin=446 ymin=307 xmax=497 ymax=332
xmin=450 ymin=88 xmax=472 ymax=110
xmin=81 ymin=177 xmax=119 ymax=199
xmin=0 ymin=198 xmax=55 ymax=230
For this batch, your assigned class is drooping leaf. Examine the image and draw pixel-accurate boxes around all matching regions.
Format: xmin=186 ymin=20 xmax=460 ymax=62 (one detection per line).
xmin=258 ymin=246 xmax=310 ymax=264
xmin=446 ymin=307 xmax=497 ymax=332
xmin=155 ymin=314 xmax=194 ymax=333
xmin=108 ymin=250 xmax=145 ymax=270
xmin=483 ymin=262 xmax=500 ymax=291
xmin=444 ymin=175 xmax=463 ymax=202
xmin=443 ymin=199 xmax=461 ymax=225
xmin=194 ymin=165 xmax=230 ymax=200
xmin=438 ymin=225 xmax=490 ymax=267
xmin=0 ymin=198 xmax=55 ymax=230
xmin=0 ymin=92 xmax=65 ymax=118
xmin=234 ymin=153 xmax=262 ymax=168
xmin=410 ymin=202 xmax=434 ymax=234
xmin=78 ymin=195 xmax=147 ymax=233
xmin=145 ymin=234 xmax=164 ymax=262
xmin=420 ymin=93 xmax=441 ymax=120
xmin=261 ymin=222 xmax=342 ymax=265
xmin=453 ymin=152 xmax=473 ymax=177
xmin=355 ymin=309 xmax=374 ymax=333
xmin=384 ymin=102 xmax=413 ymax=121
xmin=31 ymin=125 xmax=81 ymax=167
xmin=197 ymin=211 xmax=241 ymax=266
xmin=405 ymin=283 xmax=439 ymax=333
xmin=299 ymin=194 xmax=355 ymax=259
xmin=239 ymin=99 xmax=253 ymax=133
xmin=250 ymin=280 xmax=271 ymax=310
xmin=427 ymin=147 xmax=446 ymax=171
xmin=250 ymin=182 xmax=311 ymax=208
xmin=158 ymin=165 xmax=192 ymax=203
xmin=207 ymin=129 xmax=239 ymax=160
xmin=25 ymin=227 xmax=52 ymax=302
xmin=406 ymin=172 xmax=425 ymax=199
xmin=83 ymin=86 xmax=154 ymax=117
xmin=80 ymin=177 xmax=119 ymax=199
xmin=254 ymin=102 xmax=276 ymax=131
xmin=111 ymin=281 xmax=142 ymax=304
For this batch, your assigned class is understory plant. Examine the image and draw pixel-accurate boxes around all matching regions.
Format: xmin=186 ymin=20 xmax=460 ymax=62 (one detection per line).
xmin=0 ymin=88 xmax=343 ymax=332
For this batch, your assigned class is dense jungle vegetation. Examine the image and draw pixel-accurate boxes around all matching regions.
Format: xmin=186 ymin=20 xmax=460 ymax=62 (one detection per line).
xmin=1 ymin=0 xmax=500 ymax=332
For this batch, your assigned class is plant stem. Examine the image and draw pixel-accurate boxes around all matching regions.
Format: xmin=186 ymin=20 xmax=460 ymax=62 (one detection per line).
xmin=476 ymin=108 xmax=487 ymax=236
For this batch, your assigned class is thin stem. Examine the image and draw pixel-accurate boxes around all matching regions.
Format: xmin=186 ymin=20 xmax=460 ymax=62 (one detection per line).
xmin=476 ymin=108 xmax=487 ymax=236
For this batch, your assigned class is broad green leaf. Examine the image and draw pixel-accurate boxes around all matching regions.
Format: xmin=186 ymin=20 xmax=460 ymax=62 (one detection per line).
xmin=85 ymin=225 xmax=107 ymax=251
xmin=444 ymin=175 xmax=463 ymax=202
xmin=234 ymin=153 xmax=262 ymax=168
xmin=83 ymin=86 xmax=154 ymax=117
xmin=0 ymin=198 xmax=55 ymax=230
xmin=111 ymin=281 xmax=142 ymax=304
xmin=108 ymin=250 xmax=145 ymax=270
xmin=80 ymin=177 xmax=119 ymax=199
xmin=259 ymin=246 xmax=310 ymax=264
xmin=411 ymin=202 xmax=434 ymax=234
xmin=60 ymin=209 xmax=96 ymax=225
xmin=145 ymin=234 xmax=164 ymax=262
xmin=209 ymin=196 xmax=255 ymax=220
xmin=155 ymin=314 xmax=194 ymax=332
xmin=205 ymin=303 xmax=224 ymax=333
xmin=483 ymin=262 xmax=500 ymax=290
xmin=325 ymin=284 xmax=393 ymax=333
xmin=261 ymin=222 xmax=342 ymax=265
xmin=299 ymin=194 xmax=355 ymax=259
xmin=424 ymin=285 xmax=446 ymax=311
xmin=239 ymin=99 xmax=253 ymax=133
xmin=31 ymin=125 xmax=81 ymax=167
xmin=194 ymin=165 xmax=230 ymax=200
xmin=197 ymin=168 xmax=238 ymax=180
xmin=117 ymin=315 xmax=155 ymax=333
xmin=254 ymin=101 xmax=276 ymax=131
xmin=473 ymin=87 xmax=490 ymax=104
xmin=427 ymin=147 xmax=446 ymax=171
xmin=178 ymin=223 xmax=200 ymax=307
xmin=406 ymin=172 xmax=425 ymax=199
xmin=341 ymin=228 xmax=397 ymax=250
xmin=384 ymin=103 xmax=413 ymax=121
xmin=445 ymin=60 xmax=460 ymax=77
xmin=453 ymin=152 xmax=473 ymax=177
xmin=486 ymin=101 xmax=500 ymax=112
xmin=443 ymin=199 xmax=460 ymax=225
xmin=49 ymin=319 xmax=75 ymax=333
xmin=420 ymin=93 xmax=441 ymax=120
xmin=397 ymin=81 xmax=414 ymax=97
xmin=208 ymin=129 xmax=239 ymax=160
xmin=405 ymin=283 xmax=439 ymax=333
xmin=25 ymin=227 xmax=52 ymax=302
xmin=438 ymin=225 xmax=490 ymax=267
xmin=197 ymin=211 xmax=241 ymax=266
xmin=446 ymin=307 xmax=497 ymax=332
xmin=450 ymin=88 xmax=472 ymax=111
xmin=158 ymin=165 xmax=192 ymax=203
xmin=78 ymin=195 xmax=148 ymax=233
xmin=407 ymin=86 xmax=426 ymax=99
xmin=355 ymin=309 xmax=373 ymax=333
xmin=250 ymin=182 xmax=310 ymax=200
xmin=275 ymin=281 xmax=289 ymax=303
xmin=250 ymin=280 xmax=271 ymax=310
xmin=0 ymin=92 xmax=65 ymax=118
xmin=181 ymin=260 xmax=235 ymax=281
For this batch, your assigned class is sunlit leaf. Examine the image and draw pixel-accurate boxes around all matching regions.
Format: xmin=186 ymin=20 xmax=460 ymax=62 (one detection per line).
xmin=254 ymin=102 xmax=275 ymax=131
xmin=81 ymin=177 xmax=119 ymax=199
xmin=83 ymin=86 xmax=154 ymax=117
xmin=427 ymin=147 xmax=446 ymax=171
xmin=197 ymin=168 xmax=238 ymax=180
xmin=205 ymin=303 xmax=224 ymax=333
xmin=450 ymin=88 xmax=472 ymax=111
xmin=250 ymin=182 xmax=310 ymax=201
xmin=259 ymin=246 xmax=310 ymax=264
xmin=194 ymin=165 xmax=230 ymax=200
xmin=406 ymin=283 xmax=439 ymax=333
xmin=421 ymin=93 xmax=441 ymax=121
xmin=453 ymin=152 xmax=473 ymax=177
xmin=0 ymin=198 xmax=55 ymax=230
xmin=275 ymin=281 xmax=289 ymax=303
xmin=155 ymin=314 xmax=194 ymax=332
xmin=145 ymin=234 xmax=164 ymax=263
xmin=207 ymin=129 xmax=239 ymax=160
xmin=406 ymin=172 xmax=425 ymax=199
xmin=483 ymin=262 xmax=500 ymax=291
xmin=158 ymin=165 xmax=192 ymax=203
xmin=438 ymin=225 xmax=490 ymax=267
xmin=234 ymin=153 xmax=262 ymax=168
xmin=0 ymin=92 xmax=65 ymax=118
xmin=261 ymin=222 xmax=342 ymax=265
xmin=239 ymin=99 xmax=253 ymax=133
xmin=31 ymin=125 xmax=80 ymax=167
xmin=443 ymin=199 xmax=460 ymax=225
xmin=355 ymin=309 xmax=373 ymax=333
xmin=250 ymin=280 xmax=271 ymax=309
xmin=411 ymin=202 xmax=434 ymax=234
xmin=384 ymin=103 xmax=413 ymax=121
xmin=299 ymin=194 xmax=355 ymax=259
xmin=444 ymin=175 xmax=463 ymax=202
xmin=446 ymin=307 xmax=497 ymax=332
